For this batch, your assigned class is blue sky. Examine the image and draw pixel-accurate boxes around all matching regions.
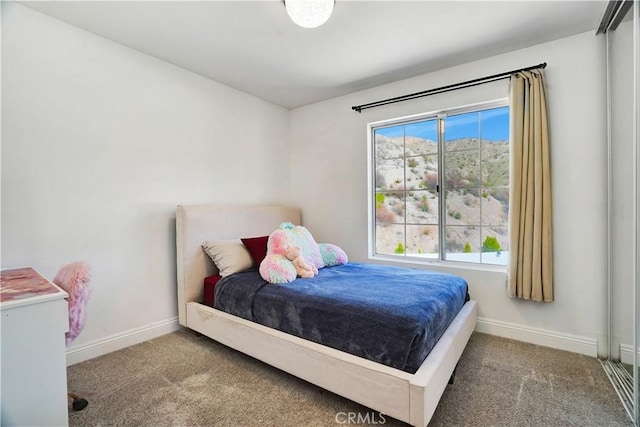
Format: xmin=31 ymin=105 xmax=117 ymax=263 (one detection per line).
xmin=376 ymin=106 xmax=509 ymax=141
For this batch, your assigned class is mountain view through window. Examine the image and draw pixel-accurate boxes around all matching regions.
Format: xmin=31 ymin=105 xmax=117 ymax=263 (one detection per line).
xmin=372 ymin=104 xmax=509 ymax=265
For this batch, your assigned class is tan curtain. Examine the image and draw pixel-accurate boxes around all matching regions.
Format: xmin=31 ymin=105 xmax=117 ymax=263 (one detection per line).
xmin=508 ymin=70 xmax=553 ymax=302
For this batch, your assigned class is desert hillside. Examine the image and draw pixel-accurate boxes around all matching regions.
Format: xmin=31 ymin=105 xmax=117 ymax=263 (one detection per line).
xmin=374 ymin=134 xmax=509 ymax=263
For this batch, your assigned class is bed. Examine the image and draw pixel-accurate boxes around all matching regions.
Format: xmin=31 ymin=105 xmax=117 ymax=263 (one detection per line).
xmin=176 ymin=205 xmax=477 ymax=426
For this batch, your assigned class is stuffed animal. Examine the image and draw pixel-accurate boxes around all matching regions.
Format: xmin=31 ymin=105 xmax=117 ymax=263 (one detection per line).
xmin=259 ymin=222 xmax=348 ymax=284
xmin=285 ymin=245 xmax=318 ymax=278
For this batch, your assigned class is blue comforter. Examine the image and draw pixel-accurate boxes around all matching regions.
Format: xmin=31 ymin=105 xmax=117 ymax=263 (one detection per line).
xmin=214 ymin=262 xmax=468 ymax=373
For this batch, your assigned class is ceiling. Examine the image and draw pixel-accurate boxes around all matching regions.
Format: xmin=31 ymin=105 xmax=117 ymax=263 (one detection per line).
xmin=20 ymin=1 xmax=607 ymax=109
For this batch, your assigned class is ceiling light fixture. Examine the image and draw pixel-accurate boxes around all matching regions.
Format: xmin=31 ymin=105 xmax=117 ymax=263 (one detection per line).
xmin=284 ymin=0 xmax=335 ymax=29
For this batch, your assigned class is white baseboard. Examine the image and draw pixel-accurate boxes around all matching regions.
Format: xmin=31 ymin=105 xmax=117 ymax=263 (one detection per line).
xmin=65 ymin=317 xmax=181 ymax=366
xmin=65 ymin=315 xmax=599 ymax=366
xmin=620 ymin=343 xmax=640 ymax=365
xmin=475 ymin=317 xmax=598 ymax=357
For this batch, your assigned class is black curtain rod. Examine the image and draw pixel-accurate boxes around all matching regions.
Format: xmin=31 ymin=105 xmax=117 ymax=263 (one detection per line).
xmin=351 ymin=62 xmax=547 ymax=113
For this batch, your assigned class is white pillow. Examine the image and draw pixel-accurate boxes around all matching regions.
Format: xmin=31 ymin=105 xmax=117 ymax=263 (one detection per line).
xmin=202 ymin=239 xmax=254 ymax=277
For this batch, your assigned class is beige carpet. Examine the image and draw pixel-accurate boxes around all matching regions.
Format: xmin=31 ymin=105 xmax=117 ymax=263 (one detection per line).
xmin=67 ymin=330 xmax=632 ymax=426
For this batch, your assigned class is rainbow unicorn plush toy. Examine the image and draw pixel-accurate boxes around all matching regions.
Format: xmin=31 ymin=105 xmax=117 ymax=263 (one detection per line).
xmin=259 ymin=222 xmax=347 ymax=284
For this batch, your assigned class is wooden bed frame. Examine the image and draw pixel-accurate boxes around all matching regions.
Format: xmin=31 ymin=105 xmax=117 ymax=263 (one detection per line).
xmin=176 ymin=205 xmax=477 ymax=426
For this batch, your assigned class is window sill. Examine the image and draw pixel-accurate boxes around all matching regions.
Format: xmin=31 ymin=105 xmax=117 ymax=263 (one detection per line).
xmin=368 ymin=254 xmax=508 ymax=275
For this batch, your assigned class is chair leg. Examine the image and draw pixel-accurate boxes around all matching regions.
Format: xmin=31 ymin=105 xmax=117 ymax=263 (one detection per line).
xmin=68 ymin=392 xmax=88 ymax=411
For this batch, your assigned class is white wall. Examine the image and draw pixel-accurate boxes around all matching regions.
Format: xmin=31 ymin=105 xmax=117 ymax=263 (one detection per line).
xmin=610 ymin=19 xmax=637 ymax=362
xmin=1 ymin=3 xmax=615 ymax=361
xmin=1 ymin=3 xmax=290 ymax=357
xmin=290 ymin=31 xmax=609 ymax=356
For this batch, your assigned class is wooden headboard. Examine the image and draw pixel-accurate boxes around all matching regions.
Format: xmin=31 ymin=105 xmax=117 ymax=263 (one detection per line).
xmin=175 ymin=205 xmax=301 ymax=326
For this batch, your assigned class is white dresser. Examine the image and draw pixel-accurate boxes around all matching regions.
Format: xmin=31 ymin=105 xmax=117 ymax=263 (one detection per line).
xmin=1 ymin=267 xmax=69 ymax=426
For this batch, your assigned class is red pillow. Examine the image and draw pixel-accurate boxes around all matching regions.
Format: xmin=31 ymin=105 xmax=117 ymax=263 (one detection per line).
xmin=241 ymin=235 xmax=269 ymax=267
xmin=203 ymin=274 xmax=222 ymax=307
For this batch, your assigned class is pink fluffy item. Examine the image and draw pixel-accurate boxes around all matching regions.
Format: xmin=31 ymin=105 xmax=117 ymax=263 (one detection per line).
xmin=53 ymin=262 xmax=91 ymax=346
xmin=259 ymin=222 xmax=348 ymax=284
xmin=285 ymin=245 xmax=318 ymax=278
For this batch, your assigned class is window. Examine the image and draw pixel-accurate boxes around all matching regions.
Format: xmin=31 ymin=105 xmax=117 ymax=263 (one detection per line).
xmin=369 ymin=101 xmax=509 ymax=266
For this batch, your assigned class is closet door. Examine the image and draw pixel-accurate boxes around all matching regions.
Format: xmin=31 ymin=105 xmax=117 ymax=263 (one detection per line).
xmin=604 ymin=1 xmax=639 ymax=425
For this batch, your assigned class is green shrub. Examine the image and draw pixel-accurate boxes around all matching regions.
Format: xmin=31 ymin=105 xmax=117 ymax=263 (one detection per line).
xmin=394 ymin=242 xmax=405 ymax=254
xmin=463 ymin=242 xmax=472 ymax=253
xmin=375 ymin=193 xmax=385 ymax=209
xmin=420 ymin=195 xmax=430 ymax=212
xmin=482 ymin=236 xmax=502 ymax=252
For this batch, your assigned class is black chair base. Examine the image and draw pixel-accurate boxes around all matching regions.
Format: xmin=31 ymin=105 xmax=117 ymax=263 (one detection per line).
xmin=69 ymin=393 xmax=88 ymax=411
